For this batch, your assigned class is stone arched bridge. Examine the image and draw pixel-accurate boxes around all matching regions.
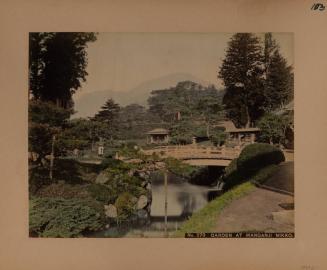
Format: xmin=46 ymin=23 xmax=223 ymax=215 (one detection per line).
xmin=141 ymin=145 xmax=241 ymax=167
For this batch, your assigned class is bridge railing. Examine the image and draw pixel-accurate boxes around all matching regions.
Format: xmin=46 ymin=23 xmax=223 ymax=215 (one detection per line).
xmin=141 ymin=145 xmax=240 ymax=160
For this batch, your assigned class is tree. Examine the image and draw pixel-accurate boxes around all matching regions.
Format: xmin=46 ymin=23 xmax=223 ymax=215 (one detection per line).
xmin=93 ymin=99 xmax=121 ymax=141
xmin=29 ymin=100 xmax=71 ymax=162
xmin=264 ymin=55 xmax=293 ymax=111
xmin=29 ymin=32 xmax=97 ymax=108
xmin=257 ymin=113 xmax=291 ymax=145
xmin=170 ymin=120 xmax=194 ymax=145
xmin=196 ymin=96 xmax=223 ymax=137
xmin=148 ymin=81 xmax=223 ymax=123
xmin=219 ymin=33 xmax=265 ymax=128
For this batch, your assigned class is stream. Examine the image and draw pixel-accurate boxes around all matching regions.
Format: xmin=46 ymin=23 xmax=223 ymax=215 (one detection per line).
xmin=90 ymin=171 xmax=217 ymax=237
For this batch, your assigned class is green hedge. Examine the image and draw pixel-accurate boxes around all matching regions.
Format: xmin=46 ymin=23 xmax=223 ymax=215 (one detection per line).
xmin=222 ymin=158 xmax=244 ymax=190
xmin=223 ymin=143 xmax=284 ymax=189
xmin=237 ymin=143 xmax=285 ymax=176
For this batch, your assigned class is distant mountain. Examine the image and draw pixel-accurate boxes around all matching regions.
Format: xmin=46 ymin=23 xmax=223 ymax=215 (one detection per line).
xmin=72 ymin=73 xmax=217 ymax=118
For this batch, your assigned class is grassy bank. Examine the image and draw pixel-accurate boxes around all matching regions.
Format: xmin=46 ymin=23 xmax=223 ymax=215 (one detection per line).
xmin=174 ymin=163 xmax=279 ymax=236
xmin=174 ymin=182 xmax=255 ymax=236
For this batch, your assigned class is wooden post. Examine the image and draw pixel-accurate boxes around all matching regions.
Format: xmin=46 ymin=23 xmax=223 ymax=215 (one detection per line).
xmin=164 ymin=171 xmax=168 ymax=237
xmin=49 ymin=135 xmax=56 ymax=181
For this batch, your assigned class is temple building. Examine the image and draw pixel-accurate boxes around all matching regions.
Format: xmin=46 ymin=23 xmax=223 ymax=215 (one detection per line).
xmin=146 ymin=128 xmax=170 ymax=144
xmin=216 ymin=121 xmax=260 ymax=145
xmin=226 ymin=127 xmax=260 ymax=144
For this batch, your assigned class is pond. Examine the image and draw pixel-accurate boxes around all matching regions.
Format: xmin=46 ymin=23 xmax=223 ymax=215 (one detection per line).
xmin=90 ymin=171 xmax=218 ymax=237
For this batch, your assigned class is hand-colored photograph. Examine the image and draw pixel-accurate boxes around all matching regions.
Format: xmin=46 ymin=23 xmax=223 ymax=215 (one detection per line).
xmin=28 ymin=32 xmax=294 ymax=238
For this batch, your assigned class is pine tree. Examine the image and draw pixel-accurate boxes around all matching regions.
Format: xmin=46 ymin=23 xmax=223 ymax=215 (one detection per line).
xmin=263 ymin=33 xmax=293 ymax=111
xmin=218 ymin=33 xmax=265 ymax=128
xmin=94 ymin=99 xmax=121 ymax=140
xmin=264 ymin=52 xmax=293 ymax=111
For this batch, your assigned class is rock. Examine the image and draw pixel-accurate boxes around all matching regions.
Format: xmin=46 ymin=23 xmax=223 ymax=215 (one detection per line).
xmin=136 ymin=195 xmax=148 ymax=209
xmin=136 ymin=209 xmax=150 ymax=226
xmin=138 ymin=172 xmax=146 ymax=178
xmin=136 ymin=209 xmax=149 ymax=219
xmin=96 ymin=172 xmax=109 ymax=184
xmin=104 ymin=204 xmax=117 ymax=218
xmin=146 ymin=183 xmax=152 ymax=190
xmin=147 ymin=164 xmax=155 ymax=170
xmin=155 ymin=161 xmax=166 ymax=169
xmin=141 ymin=181 xmax=148 ymax=188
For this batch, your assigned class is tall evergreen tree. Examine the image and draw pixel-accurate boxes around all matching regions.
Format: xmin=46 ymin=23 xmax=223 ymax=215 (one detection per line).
xmin=263 ymin=33 xmax=293 ymax=111
xmin=29 ymin=32 xmax=97 ymax=108
xmin=218 ymin=33 xmax=265 ymax=128
xmin=93 ymin=99 xmax=121 ymax=140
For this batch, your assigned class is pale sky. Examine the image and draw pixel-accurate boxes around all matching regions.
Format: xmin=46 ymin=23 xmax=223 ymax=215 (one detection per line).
xmin=75 ymin=32 xmax=294 ymax=100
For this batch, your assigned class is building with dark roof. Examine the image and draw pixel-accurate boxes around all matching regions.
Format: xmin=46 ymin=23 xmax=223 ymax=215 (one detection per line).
xmin=146 ymin=128 xmax=170 ymax=144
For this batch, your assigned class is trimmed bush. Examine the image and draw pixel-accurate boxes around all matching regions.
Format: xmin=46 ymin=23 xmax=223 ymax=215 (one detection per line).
xmin=222 ymin=158 xmax=244 ymax=190
xmin=237 ymin=143 xmax=285 ymax=176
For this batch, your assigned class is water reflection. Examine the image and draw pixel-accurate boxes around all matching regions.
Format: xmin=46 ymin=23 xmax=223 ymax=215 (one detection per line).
xmin=91 ymin=171 xmax=213 ymax=237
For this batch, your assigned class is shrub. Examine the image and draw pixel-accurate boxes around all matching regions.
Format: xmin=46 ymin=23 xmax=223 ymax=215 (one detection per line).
xmin=36 ymin=182 xmax=90 ymax=199
xmin=100 ymin=157 xmax=123 ymax=170
xmin=29 ymin=197 xmax=105 ymax=237
xmin=250 ymin=164 xmax=278 ymax=184
xmin=222 ymin=159 xmax=244 ymax=190
xmin=210 ymin=131 xmax=227 ymax=146
xmin=237 ymin=143 xmax=285 ymax=176
xmin=170 ymin=135 xmax=193 ymax=145
xmin=164 ymin=157 xmax=198 ymax=178
xmin=222 ymin=144 xmax=284 ymax=190
xmin=115 ymin=192 xmax=137 ymax=221
xmin=87 ymin=183 xmax=115 ymax=204
xmin=29 ymin=166 xmax=52 ymax=194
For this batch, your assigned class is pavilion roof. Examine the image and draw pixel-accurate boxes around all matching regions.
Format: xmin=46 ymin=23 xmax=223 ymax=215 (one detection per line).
xmin=146 ymin=128 xmax=169 ymax=135
xmin=226 ymin=127 xmax=260 ymax=133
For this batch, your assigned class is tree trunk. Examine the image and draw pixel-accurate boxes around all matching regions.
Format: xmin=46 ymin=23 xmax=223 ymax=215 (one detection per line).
xmin=206 ymin=123 xmax=210 ymax=138
xmin=245 ymin=106 xmax=251 ymax=128
xmin=164 ymin=171 xmax=168 ymax=237
xmin=49 ymin=135 xmax=56 ymax=181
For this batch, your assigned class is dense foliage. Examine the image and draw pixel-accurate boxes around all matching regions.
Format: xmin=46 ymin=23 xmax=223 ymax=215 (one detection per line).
xmin=29 ymin=196 xmax=105 ymax=237
xmin=257 ymin=113 xmax=292 ymax=146
xmin=29 ymin=32 xmax=97 ymax=108
xmin=29 ymin=101 xmax=72 ymax=161
xmin=219 ymin=33 xmax=265 ymax=127
xmin=148 ymin=81 xmax=223 ymax=124
xmin=164 ymin=157 xmax=198 ymax=178
xmin=218 ymin=33 xmax=293 ymax=128
xmin=115 ymin=192 xmax=138 ymax=222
